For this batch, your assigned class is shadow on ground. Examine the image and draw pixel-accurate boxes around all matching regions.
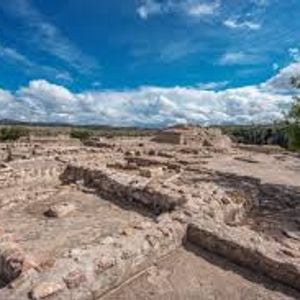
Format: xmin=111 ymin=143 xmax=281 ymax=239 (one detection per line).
xmin=195 ymin=169 xmax=300 ymax=241
xmin=184 ymin=242 xmax=300 ymax=299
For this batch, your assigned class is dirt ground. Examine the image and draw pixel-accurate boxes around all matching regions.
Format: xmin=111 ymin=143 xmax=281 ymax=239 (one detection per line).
xmin=103 ymin=245 xmax=299 ymax=300
xmin=0 ymin=128 xmax=299 ymax=299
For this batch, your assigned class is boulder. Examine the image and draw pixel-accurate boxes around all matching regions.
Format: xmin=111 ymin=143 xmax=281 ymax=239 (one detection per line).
xmin=0 ymin=241 xmax=25 ymax=284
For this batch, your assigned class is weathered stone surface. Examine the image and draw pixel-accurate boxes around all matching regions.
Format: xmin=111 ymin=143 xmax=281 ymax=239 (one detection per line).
xmin=1 ymin=129 xmax=300 ymax=300
xmin=152 ymin=126 xmax=232 ymax=151
xmin=8 ymin=268 xmax=39 ymax=290
xmin=29 ymin=281 xmax=65 ymax=299
xmin=95 ymin=256 xmax=116 ymax=274
xmin=44 ymin=202 xmax=76 ymax=218
xmin=187 ymin=220 xmax=300 ymax=291
xmin=60 ymin=164 xmax=187 ymax=213
xmin=139 ymin=167 xmax=164 ymax=178
xmin=63 ymin=269 xmax=86 ymax=289
xmin=0 ymin=241 xmax=25 ymax=284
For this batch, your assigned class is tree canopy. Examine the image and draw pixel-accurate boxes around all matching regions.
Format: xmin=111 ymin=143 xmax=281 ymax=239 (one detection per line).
xmin=287 ymin=77 xmax=300 ymax=149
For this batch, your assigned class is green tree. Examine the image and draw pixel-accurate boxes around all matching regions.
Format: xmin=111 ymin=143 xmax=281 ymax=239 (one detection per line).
xmin=287 ymin=77 xmax=300 ymax=149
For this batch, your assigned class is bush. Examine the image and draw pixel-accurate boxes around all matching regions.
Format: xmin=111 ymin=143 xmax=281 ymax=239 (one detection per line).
xmin=0 ymin=127 xmax=29 ymax=141
xmin=287 ymin=78 xmax=300 ymax=150
xmin=70 ymin=129 xmax=92 ymax=141
xmin=287 ymin=123 xmax=300 ymax=150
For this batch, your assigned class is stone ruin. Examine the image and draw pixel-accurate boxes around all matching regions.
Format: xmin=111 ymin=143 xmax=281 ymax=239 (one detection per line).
xmin=0 ymin=127 xmax=299 ymax=299
xmin=152 ymin=125 xmax=232 ymax=150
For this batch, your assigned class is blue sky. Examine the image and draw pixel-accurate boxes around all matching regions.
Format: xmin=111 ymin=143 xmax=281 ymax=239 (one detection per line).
xmin=0 ymin=0 xmax=300 ymax=126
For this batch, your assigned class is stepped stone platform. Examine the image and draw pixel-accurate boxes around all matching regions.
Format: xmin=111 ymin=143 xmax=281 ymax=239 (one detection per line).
xmin=0 ymin=127 xmax=300 ymax=299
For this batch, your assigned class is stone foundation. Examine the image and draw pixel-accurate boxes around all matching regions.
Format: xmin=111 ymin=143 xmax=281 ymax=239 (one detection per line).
xmin=187 ymin=220 xmax=300 ymax=291
xmin=60 ymin=164 xmax=188 ymax=213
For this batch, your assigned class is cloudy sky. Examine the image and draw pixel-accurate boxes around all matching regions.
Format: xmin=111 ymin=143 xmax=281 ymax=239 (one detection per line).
xmin=0 ymin=0 xmax=300 ymax=127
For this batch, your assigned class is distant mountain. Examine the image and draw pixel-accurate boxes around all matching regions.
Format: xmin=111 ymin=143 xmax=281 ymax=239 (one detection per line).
xmin=0 ymin=119 xmax=155 ymax=130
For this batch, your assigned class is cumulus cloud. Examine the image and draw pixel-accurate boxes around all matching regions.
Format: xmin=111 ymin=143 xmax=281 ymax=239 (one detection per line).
xmin=196 ymin=81 xmax=229 ymax=90
xmin=1 ymin=63 xmax=299 ymax=127
xmin=263 ymin=62 xmax=300 ymax=92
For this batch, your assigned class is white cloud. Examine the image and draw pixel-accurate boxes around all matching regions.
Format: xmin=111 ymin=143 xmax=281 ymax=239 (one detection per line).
xmin=158 ymin=40 xmax=201 ymax=62
xmin=137 ymin=0 xmax=162 ymax=19
xmin=289 ymin=48 xmax=300 ymax=62
xmin=219 ymin=51 xmax=261 ymax=65
xmin=263 ymin=62 xmax=300 ymax=92
xmin=0 ymin=42 xmax=73 ymax=83
xmin=55 ymin=72 xmax=73 ymax=83
xmin=137 ymin=0 xmax=219 ymax=19
xmin=131 ymin=37 xmax=202 ymax=63
xmin=224 ymin=19 xmax=261 ymax=30
xmin=272 ymin=63 xmax=280 ymax=71
xmin=186 ymin=2 xmax=220 ymax=17
xmin=0 ymin=89 xmax=14 ymax=104
xmin=251 ymin=0 xmax=269 ymax=6
xmin=0 ymin=44 xmax=32 ymax=66
xmin=196 ymin=81 xmax=229 ymax=90
xmin=1 ymin=0 xmax=99 ymax=74
xmin=0 ymin=63 xmax=298 ymax=127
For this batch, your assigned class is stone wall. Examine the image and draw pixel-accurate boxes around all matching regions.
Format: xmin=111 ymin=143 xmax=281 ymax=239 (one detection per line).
xmin=187 ymin=220 xmax=300 ymax=291
xmin=152 ymin=132 xmax=184 ymax=145
xmin=60 ymin=164 xmax=188 ymax=214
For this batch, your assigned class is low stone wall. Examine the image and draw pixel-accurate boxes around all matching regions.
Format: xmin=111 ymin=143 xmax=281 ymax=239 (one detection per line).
xmin=187 ymin=220 xmax=300 ymax=291
xmin=152 ymin=132 xmax=183 ymax=145
xmin=126 ymin=156 xmax=182 ymax=172
xmin=83 ymin=139 xmax=115 ymax=149
xmin=60 ymin=164 xmax=188 ymax=214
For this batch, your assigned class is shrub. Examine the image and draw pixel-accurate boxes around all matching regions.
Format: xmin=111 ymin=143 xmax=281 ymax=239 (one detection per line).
xmin=70 ymin=129 xmax=92 ymax=141
xmin=0 ymin=126 xmax=29 ymax=141
xmin=287 ymin=123 xmax=300 ymax=150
